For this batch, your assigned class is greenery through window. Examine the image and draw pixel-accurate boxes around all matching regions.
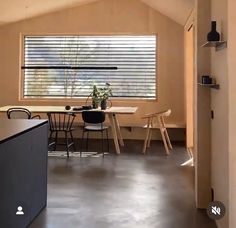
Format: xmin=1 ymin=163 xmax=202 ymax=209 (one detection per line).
xmin=22 ymin=35 xmax=157 ymax=99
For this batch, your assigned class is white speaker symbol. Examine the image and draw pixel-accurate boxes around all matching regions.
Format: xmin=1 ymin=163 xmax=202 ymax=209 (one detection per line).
xmin=212 ymin=206 xmax=221 ymax=215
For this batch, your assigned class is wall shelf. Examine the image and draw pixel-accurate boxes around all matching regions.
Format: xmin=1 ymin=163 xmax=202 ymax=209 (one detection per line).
xmin=201 ymin=41 xmax=227 ymax=51
xmin=198 ymin=83 xmax=220 ymax=89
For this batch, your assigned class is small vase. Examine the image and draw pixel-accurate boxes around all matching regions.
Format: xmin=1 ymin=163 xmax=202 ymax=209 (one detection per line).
xmin=100 ymin=99 xmax=107 ymax=110
xmin=207 ymin=21 xmax=220 ymax=41
xmin=92 ymin=99 xmax=99 ymax=109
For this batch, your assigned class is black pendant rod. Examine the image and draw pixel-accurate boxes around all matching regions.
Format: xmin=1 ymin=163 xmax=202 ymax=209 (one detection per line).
xmin=21 ymin=66 xmax=118 ymax=70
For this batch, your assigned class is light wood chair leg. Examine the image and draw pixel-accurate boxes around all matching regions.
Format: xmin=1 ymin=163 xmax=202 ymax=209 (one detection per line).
xmin=187 ymin=147 xmax=193 ymax=158
xmin=164 ymin=129 xmax=172 ymax=149
xmin=160 ymin=129 xmax=170 ymax=155
xmin=143 ymin=127 xmax=151 ymax=154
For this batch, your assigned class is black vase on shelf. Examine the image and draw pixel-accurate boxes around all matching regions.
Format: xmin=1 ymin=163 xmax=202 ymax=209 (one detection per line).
xmin=207 ymin=21 xmax=220 ymax=42
xmin=202 ymin=75 xmax=212 ymax=84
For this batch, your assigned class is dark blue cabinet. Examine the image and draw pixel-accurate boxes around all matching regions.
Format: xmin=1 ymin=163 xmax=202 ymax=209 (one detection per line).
xmin=0 ymin=120 xmax=48 ymax=228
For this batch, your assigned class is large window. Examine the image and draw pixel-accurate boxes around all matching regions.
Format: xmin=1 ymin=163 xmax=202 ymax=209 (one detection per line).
xmin=22 ymin=35 xmax=156 ymax=99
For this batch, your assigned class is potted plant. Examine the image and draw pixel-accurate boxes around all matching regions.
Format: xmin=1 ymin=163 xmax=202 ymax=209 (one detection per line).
xmin=98 ymin=83 xmax=113 ymax=110
xmin=90 ymin=83 xmax=112 ymax=110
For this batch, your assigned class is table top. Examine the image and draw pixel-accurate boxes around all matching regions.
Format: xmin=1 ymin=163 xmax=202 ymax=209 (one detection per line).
xmin=0 ymin=119 xmax=48 ymax=144
xmin=0 ymin=105 xmax=138 ymax=114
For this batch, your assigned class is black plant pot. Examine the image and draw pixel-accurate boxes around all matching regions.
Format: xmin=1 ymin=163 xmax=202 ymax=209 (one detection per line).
xmin=100 ymin=99 xmax=107 ymax=110
xmin=207 ymin=21 xmax=220 ymax=41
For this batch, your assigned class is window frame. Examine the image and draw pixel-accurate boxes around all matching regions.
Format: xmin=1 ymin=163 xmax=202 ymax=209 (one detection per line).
xmin=20 ymin=33 xmax=158 ymax=102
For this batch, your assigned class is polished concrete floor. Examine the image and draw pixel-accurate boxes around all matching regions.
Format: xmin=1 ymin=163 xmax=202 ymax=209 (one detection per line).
xmin=30 ymin=140 xmax=216 ymax=228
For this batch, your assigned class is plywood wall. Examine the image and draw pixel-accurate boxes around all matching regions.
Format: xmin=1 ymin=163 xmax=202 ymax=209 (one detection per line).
xmin=0 ymin=0 xmax=184 ymax=129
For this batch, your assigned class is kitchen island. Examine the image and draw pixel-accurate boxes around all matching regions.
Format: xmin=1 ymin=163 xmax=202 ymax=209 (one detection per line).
xmin=0 ymin=119 xmax=48 ymax=228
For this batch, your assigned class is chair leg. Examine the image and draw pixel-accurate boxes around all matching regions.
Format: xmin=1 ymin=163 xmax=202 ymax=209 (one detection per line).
xmin=106 ymin=129 xmax=109 ymax=153
xmin=86 ymin=131 xmax=89 ymax=152
xmin=142 ymin=127 xmax=151 ymax=154
xmin=187 ymin=147 xmax=193 ymax=159
xmin=48 ymin=131 xmax=53 ymax=148
xmin=160 ymin=128 xmax=170 ymax=155
xmin=65 ymin=132 xmax=69 ymax=158
xmin=70 ymin=131 xmax=76 ymax=152
xmin=101 ymin=130 xmax=104 ymax=156
xmin=54 ymin=131 xmax=58 ymax=151
xmin=164 ymin=129 xmax=172 ymax=149
xmin=81 ymin=130 xmax=85 ymax=157
xmin=48 ymin=131 xmax=54 ymax=151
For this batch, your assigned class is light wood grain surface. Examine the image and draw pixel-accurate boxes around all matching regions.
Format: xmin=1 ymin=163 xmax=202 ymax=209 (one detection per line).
xmin=0 ymin=105 xmax=138 ymax=114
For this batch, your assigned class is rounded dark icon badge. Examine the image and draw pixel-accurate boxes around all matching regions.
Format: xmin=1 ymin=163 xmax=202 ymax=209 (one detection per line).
xmin=207 ymin=201 xmax=226 ymax=220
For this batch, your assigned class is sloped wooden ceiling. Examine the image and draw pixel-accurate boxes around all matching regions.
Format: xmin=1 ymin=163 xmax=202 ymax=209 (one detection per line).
xmin=141 ymin=0 xmax=194 ymax=25
xmin=0 ymin=0 xmax=99 ymax=25
xmin=0 ymin=0 xmax=194 ymax=26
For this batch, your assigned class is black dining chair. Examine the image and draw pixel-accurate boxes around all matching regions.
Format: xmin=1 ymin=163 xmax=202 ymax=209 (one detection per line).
xmin=81 ymin=111 xmax=109 ymax=157
xmin=7 ymin=107 xmax=41 ymax=119
xmin=47 ymin=112 xmax=76 ymax=158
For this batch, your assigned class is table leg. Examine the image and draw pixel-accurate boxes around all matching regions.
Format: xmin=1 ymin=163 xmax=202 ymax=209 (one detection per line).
xmin=108 ymin=114 xmax=120 ymax=154
xmin=142 ymin=127 xmax=151 ymax=154
xmin=113 ymin=114 xmax=124 ymax=146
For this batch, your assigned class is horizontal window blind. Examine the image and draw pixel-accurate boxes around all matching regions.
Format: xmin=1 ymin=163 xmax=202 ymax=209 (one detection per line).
xmin=22 ymin=35 xmax=157 ymax=99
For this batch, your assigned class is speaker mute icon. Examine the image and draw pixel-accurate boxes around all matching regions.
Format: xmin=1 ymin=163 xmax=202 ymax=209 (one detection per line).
xmin=212 ymin=206 xmax=221 ymax=215
xmin=207 ymin=201 xmax=225 ymax=220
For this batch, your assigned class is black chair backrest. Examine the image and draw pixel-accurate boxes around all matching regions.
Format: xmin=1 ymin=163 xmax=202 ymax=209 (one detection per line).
xmin=7 ymin=107 xmax=31 ymax=119
xmin=82 ymin=111 xmax=105 ymax=124
xmin=47 ymin=112 xmax=76 ymax=131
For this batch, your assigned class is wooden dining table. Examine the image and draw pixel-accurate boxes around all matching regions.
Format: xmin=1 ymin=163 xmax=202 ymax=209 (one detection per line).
xmin=0 ymin=105 xmax=138 ymax=154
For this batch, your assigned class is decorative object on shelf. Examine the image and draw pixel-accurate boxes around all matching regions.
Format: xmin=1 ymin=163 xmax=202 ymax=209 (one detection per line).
xmin=198 ymin=75 xmax=220 ymax=89
xmin=202 ymin=75 xmax=212 ymax=84
xmin=198 ymin=79 xmax=220 ymax=89
xmin=202 ymin=20 xmax=227 ymax=51
xmin=202 ymin=21 xmax=227 ymax=51
xmin=207 ymin=21 xmax=220 ymax=41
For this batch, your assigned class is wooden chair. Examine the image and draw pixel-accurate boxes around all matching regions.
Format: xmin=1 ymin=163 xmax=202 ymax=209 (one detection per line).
xmin=142 ymin=109 xmax=172 ymax=155
xmin=7 ymin=107 xmax=41 ymax=119
xmin=47 ymin=112 xmax=76 ymax=158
